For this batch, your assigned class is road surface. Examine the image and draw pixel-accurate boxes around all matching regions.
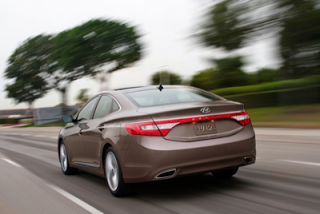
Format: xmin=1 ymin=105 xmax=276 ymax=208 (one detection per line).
xmin=0 ymin=127 xmax=319 ymax=214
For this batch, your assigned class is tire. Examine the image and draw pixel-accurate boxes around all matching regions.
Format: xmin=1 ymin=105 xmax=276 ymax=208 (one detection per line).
xmin=211 ymin=167 xmax=238 ymax=179
xmin=105 ymin=147 xmax=127 ymax=197
xmin=59 ymin=142 xmax=78 ymax=175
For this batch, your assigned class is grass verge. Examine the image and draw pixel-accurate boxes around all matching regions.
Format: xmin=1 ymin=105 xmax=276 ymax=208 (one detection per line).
xmin=210 ymin=75 xmax=320 ymax=96
xmin=247 ymin=104 xmax=320 ymax=128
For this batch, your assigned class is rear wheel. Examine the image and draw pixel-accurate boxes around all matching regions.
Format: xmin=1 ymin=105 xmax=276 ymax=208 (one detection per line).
xmin=211 ymin=167 xmax=238 ymax=179
xmin=105 ymin=147 xmax=127 ymax=197
xmin=59 ymin=142 xmax=78 ymax=175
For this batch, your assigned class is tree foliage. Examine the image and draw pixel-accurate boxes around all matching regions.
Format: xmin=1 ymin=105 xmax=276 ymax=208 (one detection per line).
xmin=214 ymin=56 xmax=243 ymax=72
xmin=4 ymin=35 xmax=53 ymax=106
xmin=198 ymin=0 xmax=252 ymax=51
xmin=51 ymin=19 xmax=142 ymax=85
xmin=150 ymin=71 xmax=182 ymax=85
xmin=4 ymin=19 xmax=142 ymax=107
xmin=198 ymin=0 xmax=320 ymax=79
xmin=50 ymin=19 xmax=142 ymax=106
xmin=248 ymin=68 xmax=279 ymax=84
xmin=196 ymin=1 xmax=253 ymax=88
xmin=190 ymin=69 xmax=218 ymax=90
xmin=279 ymin=0 xmax=320 ymax=78
xmin=76 ymin=88 xmax=89 ymax=105
xmin=215 ymin=57 xmax=248 ymax=88
xmin=190 ymin=57 xmax=249 ymax=90
xmin=5 ymin=77 xmax=48 ymax=107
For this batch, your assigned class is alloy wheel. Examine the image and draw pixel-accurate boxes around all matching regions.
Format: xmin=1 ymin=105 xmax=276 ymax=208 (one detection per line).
xmin=60 ymin=144 xmax=68 ymax=172
xmin=106 ymin=151 xmax=119 ymax=191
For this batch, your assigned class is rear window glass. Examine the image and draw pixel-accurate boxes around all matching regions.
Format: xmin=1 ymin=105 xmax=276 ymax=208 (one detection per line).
xmin=126 ymin=88 xmax=222 ymax=107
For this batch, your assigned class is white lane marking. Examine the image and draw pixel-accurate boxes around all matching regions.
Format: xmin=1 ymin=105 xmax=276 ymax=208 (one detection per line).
xmin=34 ymin=135 xmax=45 ymax=137
xmin=48 ymin=185 xmax=104 ymax=214
xmin=20 ymin=134 xmax=30 ymax=136
xmin=2 ymin=158 xmax=22 ymax=168
xmin=280 ymin=160 xmax=320 ymax=167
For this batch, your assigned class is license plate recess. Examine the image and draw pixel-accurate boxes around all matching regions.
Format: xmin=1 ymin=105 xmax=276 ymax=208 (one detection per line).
xmin=193 ymin=121 xmax=217 ymax=136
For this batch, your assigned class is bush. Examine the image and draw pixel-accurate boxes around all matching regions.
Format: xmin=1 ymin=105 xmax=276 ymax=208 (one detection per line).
xmin=190 ymin=69 xmax=219 ymax=90
xmin=150 ymin=71 xmax=182 ymax=85
xmin=210 ymin=75 xmax=320 ymax=96
xmin=0 ymin=118 xmax=20 ymax=124
xmin=223 ymin=85 xmax=320 ymax=108
xmin=247 ymin=68 xmax=280 ymax=85
xmin=216 ymin=69 xmax=249 ymax=88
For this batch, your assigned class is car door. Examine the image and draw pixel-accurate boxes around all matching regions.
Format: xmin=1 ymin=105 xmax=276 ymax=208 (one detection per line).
xmin=65 ymin=96 xmax=100 ymax=165
xmin=80 ymin=95 xmax=121 ymax=168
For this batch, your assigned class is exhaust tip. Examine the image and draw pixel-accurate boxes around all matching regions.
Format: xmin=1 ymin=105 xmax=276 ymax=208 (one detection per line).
xmin=244 ymin=156 xmax=255 ymax=164
xmin=154 ymin=168 xmax=176 ymax=180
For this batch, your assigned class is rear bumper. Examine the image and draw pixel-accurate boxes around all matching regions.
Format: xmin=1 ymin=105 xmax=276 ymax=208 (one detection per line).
xmin=119 ymin=125 xmax=256 ymax=183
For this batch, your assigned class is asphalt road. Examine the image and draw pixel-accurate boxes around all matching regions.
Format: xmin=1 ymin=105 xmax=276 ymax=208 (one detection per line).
xmin=0 ymin=127 xmax=319 ymax=214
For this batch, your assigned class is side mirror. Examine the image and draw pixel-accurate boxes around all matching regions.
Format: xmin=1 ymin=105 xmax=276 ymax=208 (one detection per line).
xmin=61 ymin=115 xmax=73 ymax=123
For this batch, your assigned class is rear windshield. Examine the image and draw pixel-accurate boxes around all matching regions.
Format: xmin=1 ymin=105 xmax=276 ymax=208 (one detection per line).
xmin=126 ymin=88 xmax=222 ymax=107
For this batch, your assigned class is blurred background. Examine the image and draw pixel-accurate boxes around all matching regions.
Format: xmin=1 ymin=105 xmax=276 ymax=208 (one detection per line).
xmin=0 ymin=0 xmax=319 ymax=127
xmin=0 ymin=2 xmax=320 ymax=213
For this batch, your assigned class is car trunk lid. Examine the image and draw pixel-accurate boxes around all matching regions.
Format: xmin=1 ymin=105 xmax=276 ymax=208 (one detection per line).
xmin=137 ymin=100 xmax=249 ymax=142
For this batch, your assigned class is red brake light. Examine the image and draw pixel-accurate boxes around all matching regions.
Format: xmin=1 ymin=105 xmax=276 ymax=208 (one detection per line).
xmin=125 ymin=121 xmax=179 ymax=136
xmin=125 ymin=122 xmax=161 ymax=136
xmin=126 ymin=111 xmax=251 ymax=136
xmin=230 ymin=111 xmax=251 ymax=126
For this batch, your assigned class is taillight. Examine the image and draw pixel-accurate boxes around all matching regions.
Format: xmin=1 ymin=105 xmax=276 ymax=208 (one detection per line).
xmin=125 ymin=122 xmax=161 ymax=136
xmin=230 ymin=111 xmax=251 ymax=126
xmin=125 ymin=121 xmax=179 ymax=136
xmin=155 ymin=120 xmax=179 ymax=136
xmin=126 ymin=111 xmax=251 ymax=136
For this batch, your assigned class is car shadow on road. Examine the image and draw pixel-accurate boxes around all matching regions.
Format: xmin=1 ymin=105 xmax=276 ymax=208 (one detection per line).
xmin=76 ymin=171 xmax=252 ymax=199
xmin=131 ymin=173 xmax=252 ymax=199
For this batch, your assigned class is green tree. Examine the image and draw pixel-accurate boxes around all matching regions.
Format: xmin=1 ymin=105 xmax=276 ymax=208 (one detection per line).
xmin=191 ymin=58 xmax=248 ymax=90
xmin=198 ymin=0 xmax=320 ymax=79
xmin=279 ymin=0 xmax=320 ymax=78
xmin=214 ymin=56 xmax=243 ymax=72
xmin=198 ymin=0 xmax=251 ymax=51
xmin=151 ymin=71 xmax=182 ymax=85
xmin=4 ymin=35 xmax=53 ymax=107
xmin=197 ymin=2 xmax=252 ymax=88
xmin=51 ymin=19 xmax=142 ymax=102
xmin=5 ymin=77 xmax=48 ymax=108
xmin=250 ymin=68 xmax=279 ymax=84
xmin=76 ymin=88 xmax=89 ymax=105
xmin=5 ymin=19 xmax=142 ymax=109
xmin=214 ymin=57 xmax=248 ymax=88
xmin=190 ymin=69 xmax=218 ymax=91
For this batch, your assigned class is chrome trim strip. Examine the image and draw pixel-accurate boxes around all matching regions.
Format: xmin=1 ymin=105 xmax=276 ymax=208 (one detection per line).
xmin=73 ymin=162 xmax=100 ymax=168
xmin=155 ymin=110 xmax=244 ymax=122
xmin=126 ymin=110 xmax=244 ymax=125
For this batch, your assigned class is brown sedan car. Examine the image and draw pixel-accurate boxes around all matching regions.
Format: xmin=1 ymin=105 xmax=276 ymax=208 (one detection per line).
xmin=58 ymin=85 xmax=256 ymax=197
